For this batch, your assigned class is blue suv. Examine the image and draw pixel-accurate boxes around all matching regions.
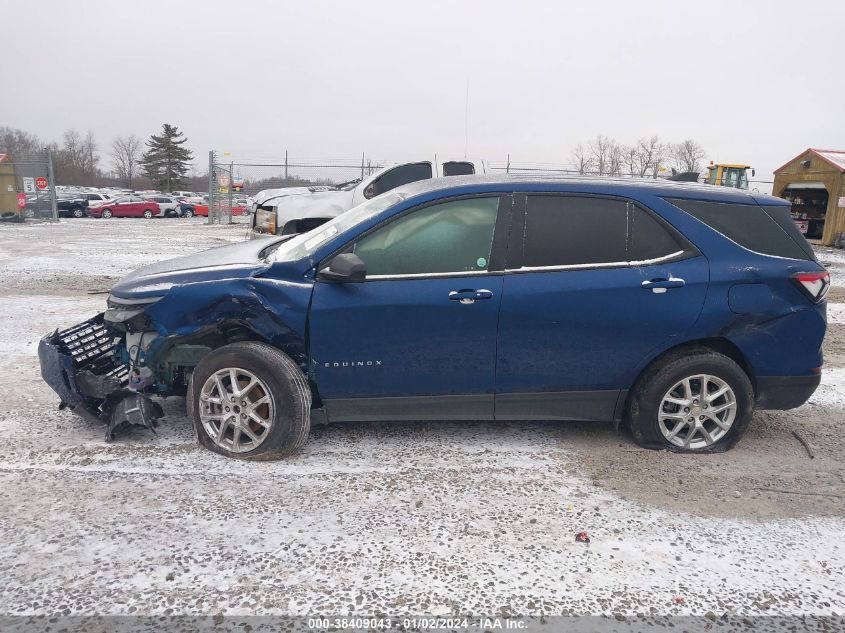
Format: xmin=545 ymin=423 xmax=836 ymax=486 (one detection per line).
xmin=39 ymin=176 xmax=829 ymax=459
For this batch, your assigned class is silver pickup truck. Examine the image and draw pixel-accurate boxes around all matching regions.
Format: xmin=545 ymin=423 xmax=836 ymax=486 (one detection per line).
xmin=251 ymin=158 xmax=486 ymax=237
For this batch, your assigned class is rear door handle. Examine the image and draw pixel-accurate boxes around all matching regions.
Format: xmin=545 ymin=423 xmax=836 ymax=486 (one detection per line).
xmin=449 ymin=288 xmax=493 ymax=304
xmin=641 ymin=277 xmax=685 ymax=294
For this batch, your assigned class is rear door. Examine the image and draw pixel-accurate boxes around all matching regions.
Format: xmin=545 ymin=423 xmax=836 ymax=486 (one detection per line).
xmin=355 ymin=162 xmax=433 ymax=204
xmin=494 ymin=193 xmax=708 ymax=421
xmin=127 ymin=195 xmax=145 ymax=217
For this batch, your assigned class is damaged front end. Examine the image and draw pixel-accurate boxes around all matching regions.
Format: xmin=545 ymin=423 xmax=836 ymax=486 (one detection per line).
xmin=38 ymin=310 xmax=164 ymax=441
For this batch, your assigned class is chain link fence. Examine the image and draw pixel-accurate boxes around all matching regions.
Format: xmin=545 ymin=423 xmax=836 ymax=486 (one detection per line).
xmin=0 ymin=151 xmax=58 ymax=223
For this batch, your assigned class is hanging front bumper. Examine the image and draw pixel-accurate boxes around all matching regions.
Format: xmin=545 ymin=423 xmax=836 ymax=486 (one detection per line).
xmin=38 ymin=314 xmax=162 ymax=440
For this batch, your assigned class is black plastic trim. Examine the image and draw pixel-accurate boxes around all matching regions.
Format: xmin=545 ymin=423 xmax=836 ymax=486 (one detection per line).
xmin=756 ymin=374 xmax=821 ymax=410
xmin=495 ymin=390 xmax=621 ymax=422
xmin=324 ymin=394 xmax=494 ymax=422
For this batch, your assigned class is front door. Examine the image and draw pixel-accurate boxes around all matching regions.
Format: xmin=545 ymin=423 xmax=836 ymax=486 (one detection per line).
xmin=309 ymin=195 xmax=509 ymax=421
xmin=495 ymin=194 xmax=709 ymax=421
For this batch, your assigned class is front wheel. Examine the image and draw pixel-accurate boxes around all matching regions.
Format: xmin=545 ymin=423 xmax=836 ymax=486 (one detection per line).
xmin=101 ymin=209 xmax=113 ymax=219
xmin=626 ymin=348 xmax=754 ymax=452
xmin=142 ymin=209 xmax=153 ymax=219
xmin=72 ymin=207 xmax=84 ymax=218
xmin=24 ymin=208 xmax=35 ymax=219
xmin=189 ymin=342 xmax=312 ymax=460
xmin=182 ymin=209 xmax=194 ymax=218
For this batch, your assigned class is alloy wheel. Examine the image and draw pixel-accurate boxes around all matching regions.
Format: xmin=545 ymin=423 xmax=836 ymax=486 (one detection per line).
xmin=199 ymin=367 xmax=274 ymax=453
xmin=657 ymin=374 xmax=737 ymax=449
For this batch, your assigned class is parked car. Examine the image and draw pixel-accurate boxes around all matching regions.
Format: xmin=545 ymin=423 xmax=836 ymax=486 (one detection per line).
xmin=39 ymin=176 xmax=828 ymax=459
xmin=251 ymin=158 xmax=485 ymax=237
xmin=171 ymin=190 xmax=199 ymax=200
xmin=144 ymin=195 xmax=185 ymax=217
xmin=79 ymin=192 xmax=112 ymax=205
xmin=177 ymin=202 xmax=197 ymax=217
xmin=24 ymin=193 xmax=89 ymax=218
xmin=87 ymin=195 xmax=159 ymax=218
xmin=190 ymin=203 xmax=247 ymax=217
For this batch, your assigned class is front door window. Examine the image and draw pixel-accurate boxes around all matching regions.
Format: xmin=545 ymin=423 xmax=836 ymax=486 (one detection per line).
xmin=352 ymin=197 xmax=499 ymax=277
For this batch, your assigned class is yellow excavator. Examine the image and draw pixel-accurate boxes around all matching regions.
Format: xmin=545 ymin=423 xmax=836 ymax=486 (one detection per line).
xmin=706 ymin=162 xmax=754 ymax=189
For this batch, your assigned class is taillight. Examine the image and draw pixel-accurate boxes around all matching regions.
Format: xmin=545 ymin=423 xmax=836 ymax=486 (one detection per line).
xmin=791 ymin=271 xmax=830 ymax=303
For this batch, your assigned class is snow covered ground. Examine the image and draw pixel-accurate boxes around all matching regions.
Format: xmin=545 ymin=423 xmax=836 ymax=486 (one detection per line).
xmin=0 ymin=219 xmax=844 ymax=622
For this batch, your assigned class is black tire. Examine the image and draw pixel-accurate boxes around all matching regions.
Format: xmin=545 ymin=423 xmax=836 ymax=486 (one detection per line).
xmin=102 ymin=208 xmax=113 ymax=219
xmin=72 ymin=206 xmax=84 ymax=218
xmin=189 ymin=342 xmax=311 ymax=460
xmin=625 ymin=347 xmax=754 ymax=453
xmin=143 ymin=209 xmax=153 ymax=219
xmin=24 ymin=208 xmax=35 ymax=219
xmin=182 ymin=209 xmax=194 ymax=218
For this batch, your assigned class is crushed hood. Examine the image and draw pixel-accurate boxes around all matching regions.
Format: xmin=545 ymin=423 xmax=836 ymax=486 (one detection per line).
xmin=109 ymin=236 xmax=286 ymax=300
xmin=275 ymin=189 xmax=355 ymax=226
xmin=253 ymin=185 xmax=338 ymax=210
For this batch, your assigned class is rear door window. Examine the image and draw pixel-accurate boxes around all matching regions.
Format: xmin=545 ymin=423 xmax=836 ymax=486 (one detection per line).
xmin=667 ymin=198 xmax=813 ymax=261
xmin=522 ymin=196 xmax=628 ymax=267
xmin=628 ymin=206 xmax=685 ymax=262
xmin=368 ymin=163 xmax=432 ymax=198
xmin=442 ymin=161 xmax=475 ymax=176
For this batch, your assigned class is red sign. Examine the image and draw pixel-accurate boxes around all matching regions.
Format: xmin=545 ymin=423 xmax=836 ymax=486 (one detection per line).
xmin=35 ymin=177 xmax=48 ymax=190
xmin=16 ymin=193 xmax=26 ymax=209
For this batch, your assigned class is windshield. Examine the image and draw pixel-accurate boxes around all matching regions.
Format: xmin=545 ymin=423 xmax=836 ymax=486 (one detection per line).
xmin=273 ymin=191 xmax=404 ymax=262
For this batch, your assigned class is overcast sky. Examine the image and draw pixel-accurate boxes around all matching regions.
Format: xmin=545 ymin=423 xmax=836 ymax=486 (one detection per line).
xmin=2 ymin=0 xmax=843 ymax=189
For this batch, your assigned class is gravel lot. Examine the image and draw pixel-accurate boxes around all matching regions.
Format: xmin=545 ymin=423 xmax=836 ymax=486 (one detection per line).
xmin=1 ymin=218 xmax=844 ymax=620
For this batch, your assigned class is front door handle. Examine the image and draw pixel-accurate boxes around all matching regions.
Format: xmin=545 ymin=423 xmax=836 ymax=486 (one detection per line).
xmin=449 ymin=288 xmax=493 ymax=304
xmin=641 ymin=277 xmax=685 ymax=294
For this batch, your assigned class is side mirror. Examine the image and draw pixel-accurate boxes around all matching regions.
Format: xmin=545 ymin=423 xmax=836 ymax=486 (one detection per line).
xmin=751 ymin=169 xmax=756 ymax=177
xmin=318 ymin=253 xmax=366 ymax=283
xmin=363 ymin=184 xmax=376 ymax=199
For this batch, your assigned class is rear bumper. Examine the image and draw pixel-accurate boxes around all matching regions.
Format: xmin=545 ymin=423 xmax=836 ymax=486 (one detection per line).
xmin=756 ymin=374 xmax=821 ymax=410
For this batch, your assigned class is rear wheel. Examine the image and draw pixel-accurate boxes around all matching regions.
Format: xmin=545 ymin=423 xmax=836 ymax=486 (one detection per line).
xmin=142 ymin=209 xmax=153 ymax=219
xmin=182 ymin=208 xmax=194 ymax=218
xmin=72 ymin=206 xmax=84 ymax=218
xmin=24 ymin=208 xmax=35 ymax=219
xmin=101 ymin=209 xmax=113 ymax=219
xmin=189 ymin=342 xmax=312 ymax=460
xmin=626 ymin=348 xmax=753 ymax=452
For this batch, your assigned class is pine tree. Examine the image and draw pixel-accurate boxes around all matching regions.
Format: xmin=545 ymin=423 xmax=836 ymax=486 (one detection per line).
xmin=140 ymin=124 xmax=194 ymax=192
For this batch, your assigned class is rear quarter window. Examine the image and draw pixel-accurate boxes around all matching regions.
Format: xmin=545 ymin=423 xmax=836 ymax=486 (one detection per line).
xmin=666 ymin=198 xmax=814 ymax=261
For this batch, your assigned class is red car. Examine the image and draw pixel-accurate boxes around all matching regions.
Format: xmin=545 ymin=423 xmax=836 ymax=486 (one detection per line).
xmin=88 ymin=195 xmax=159 ymax=219
xmin=192 ymin=203 xmax=246 ymax=217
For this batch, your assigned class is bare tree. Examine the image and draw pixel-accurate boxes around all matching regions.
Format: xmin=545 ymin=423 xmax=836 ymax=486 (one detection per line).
xmin=608 ymin=142 xmax=624 ymax=176
xmin=111 ymin=134 xmax=143 ymax=187
xmin=82 ymin=130 xmax=98 ymax=177
xmin=633 ymin=136 xmax=662 ymax=177
xmin=0 ymin=127 xmax=42 ymax=159
xmin=61 ymin=129 xmax=84 ymax=167
xmin=588 ymin=135 xmax=615 ymax=175
xmin=570 ymin=144 xmax=592 ymax=175
xmin=672 ymin=139 xmax=707 ymax=173
xmin=622 ymin=145 xmax=638 ymax=176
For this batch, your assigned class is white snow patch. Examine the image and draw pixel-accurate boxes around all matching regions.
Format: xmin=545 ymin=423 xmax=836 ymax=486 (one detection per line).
xmin=807 ymin=367 xmax=845 ymax=408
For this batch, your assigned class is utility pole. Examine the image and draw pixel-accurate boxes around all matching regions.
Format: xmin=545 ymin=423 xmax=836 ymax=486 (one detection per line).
xmin=46 ymin=148 xmax=58 ymax=222
xmin=284 ymin=150 xmax=288 ymax=181
xmin=228 ymin=161 xmax=234 ymax=225
xmin=207 ymin=150 xmax=214 ymax=225
xmin=361 ymin=152 xmax=365 ymax=181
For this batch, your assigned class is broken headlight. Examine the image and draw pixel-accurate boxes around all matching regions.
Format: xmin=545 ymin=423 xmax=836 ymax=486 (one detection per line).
xmin=104 ymin=295 xmax=163 ymax=325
